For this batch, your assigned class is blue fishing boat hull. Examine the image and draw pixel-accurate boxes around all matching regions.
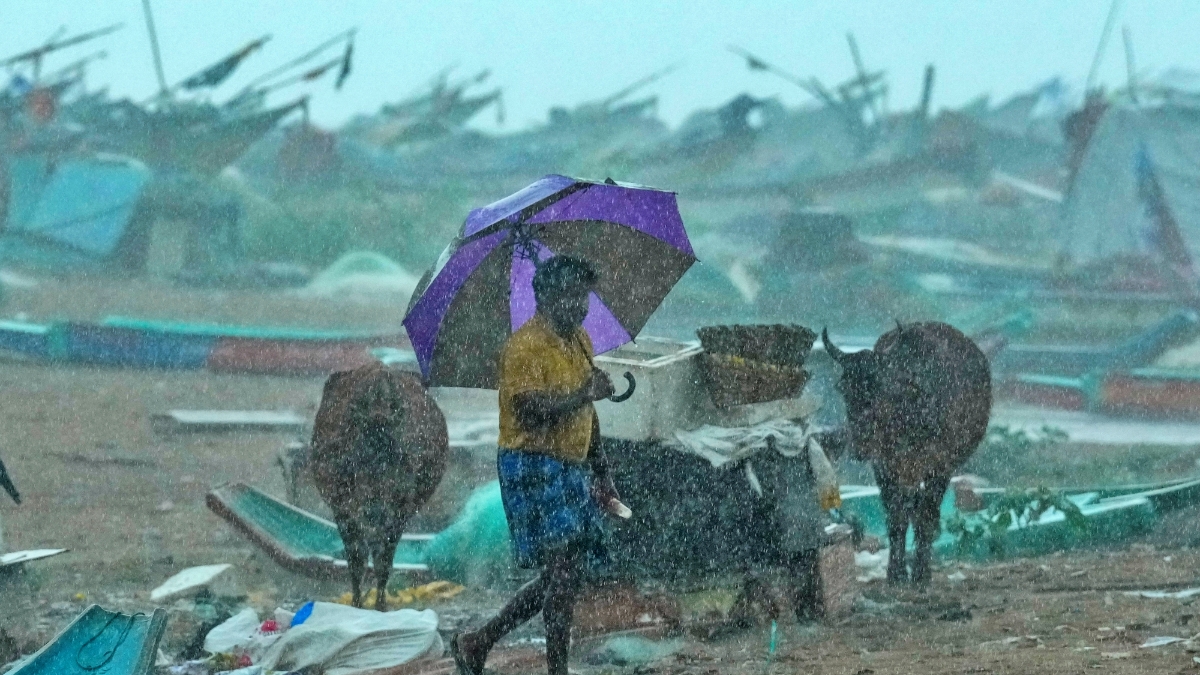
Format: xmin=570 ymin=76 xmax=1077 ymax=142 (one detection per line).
xmin=0 ymin=321 xmax=51 ymax=358
xmin=50 ymin=323 xmax=215 ymax=370
xmin=11 ymin=606 xmax=166 ymax=675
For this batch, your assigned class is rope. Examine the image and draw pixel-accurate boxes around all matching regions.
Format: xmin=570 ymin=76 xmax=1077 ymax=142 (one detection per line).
xmin=75 ymin=611 xmax=144 ymax=672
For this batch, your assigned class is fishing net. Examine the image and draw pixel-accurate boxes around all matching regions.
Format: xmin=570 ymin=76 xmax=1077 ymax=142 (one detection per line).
xmin=421 ymin=481 xmax=514 ymax=585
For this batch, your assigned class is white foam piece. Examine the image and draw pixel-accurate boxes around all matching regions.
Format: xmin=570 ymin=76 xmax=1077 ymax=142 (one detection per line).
xmin=150 ymin=563 xmax=233 ymax=602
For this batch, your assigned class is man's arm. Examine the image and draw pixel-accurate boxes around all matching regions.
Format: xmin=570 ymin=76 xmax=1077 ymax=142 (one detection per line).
xmin=586 ymin=414 xmax=619 ymax=494
xmin=513 ymin=368 xmax=614 ymax=432
xmin=587 ymin=413 xmax=628 ymax=515
xmin=512 ymin=386 xmax=591 ymax=432
xmin=587 ymin=414 xmax=610 ymax=479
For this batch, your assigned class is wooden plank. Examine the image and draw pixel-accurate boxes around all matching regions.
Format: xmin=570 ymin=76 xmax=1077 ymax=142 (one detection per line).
xmin=151 ymin=409 xmax=307 ymax=435
xmin=0 ymin=548 xmax=68 ymax=569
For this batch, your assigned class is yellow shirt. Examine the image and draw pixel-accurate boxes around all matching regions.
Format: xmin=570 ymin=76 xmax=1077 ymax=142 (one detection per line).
xmin=498 ymin=314 xmax=595 ymax=464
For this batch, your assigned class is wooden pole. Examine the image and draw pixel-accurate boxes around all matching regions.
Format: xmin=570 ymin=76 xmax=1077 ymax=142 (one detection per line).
xmin=1084 ymin=0 xmax=1122 ymax=93
xmin=1122 ymin=25 xmax=1139 ymax=104
xmin=918 ymin=64 xmax=935 ymax=119
xmin=141 ymin=0 xmax=169 ymax=99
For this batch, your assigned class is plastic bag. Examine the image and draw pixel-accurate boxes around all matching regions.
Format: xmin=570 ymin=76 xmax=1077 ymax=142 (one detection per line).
xmin=808 ymin=438 xmax=841 ymax=510
xmin=202 ymin=607 xmax=284 ymax=664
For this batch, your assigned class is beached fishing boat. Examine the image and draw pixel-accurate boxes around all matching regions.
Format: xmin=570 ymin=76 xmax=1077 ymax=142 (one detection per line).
xmin=0 ymin=317 xmax=406 ymax=375
xmin=206 ymin=482 xmax=428 ymax=579
xmin=9 ymin=606 xmax=166 ymax=675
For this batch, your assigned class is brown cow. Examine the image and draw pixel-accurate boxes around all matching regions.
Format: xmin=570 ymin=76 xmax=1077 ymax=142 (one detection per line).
xmin=309 ymin=362 xmax=449 ymax=609
xmin=823 ymin=322 xmax=991 ymax=584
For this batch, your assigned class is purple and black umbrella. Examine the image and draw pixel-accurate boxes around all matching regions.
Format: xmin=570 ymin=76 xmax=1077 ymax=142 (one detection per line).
xmin=403 ymin=174 xmax=696 ymax=389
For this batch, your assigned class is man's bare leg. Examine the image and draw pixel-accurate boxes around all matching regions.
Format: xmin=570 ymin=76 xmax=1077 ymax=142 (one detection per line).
xmin=455 ymin=544 xmax=584 ymax=675
xmin=455 ymin=575 xmax=548 ymax=674
xmin=542 ymin=546 xmax=584 ymax=675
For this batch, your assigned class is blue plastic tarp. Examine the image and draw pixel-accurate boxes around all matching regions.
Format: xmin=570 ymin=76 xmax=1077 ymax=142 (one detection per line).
xmin=4 ymin=154 xmax=151 ymax=257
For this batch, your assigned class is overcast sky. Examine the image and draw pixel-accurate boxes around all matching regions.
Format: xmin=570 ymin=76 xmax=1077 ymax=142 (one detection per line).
xmin=3 ymin=1 xmax=1196 ymax=132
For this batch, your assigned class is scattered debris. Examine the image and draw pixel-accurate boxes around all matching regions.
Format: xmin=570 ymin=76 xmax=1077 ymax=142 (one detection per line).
xmin=149 ymin=564 xmax=234 ymax=603
xmin=48 ymin=452 xmax=156 ymax=468
xmin=853 ymin=597 xmax=898 ymax=617
xmin=150 ymin=410 xmax=307 ymax=436
xmin=257 ymin=602 xmax=442 ymax=674
xmin=1125 ymin=588 xmax=1200 ymax=600
xmin=855 ymin=549 xmax=888 ymax=582
xmin=0 ymin=549 xmax=68 ymax=571
xmin=977 ymin=635 xmax=1042 ymax=651
xmin=1183 ymin=633 xmax=1200 ymax=652
xmin=574 ymin=582 xmax=682 ymax=638
xmin=584 ymin=635 xmax=686 ymax=666
xmin=1140 ymin=636 xmax=1185 ymax=648
xmin=334 ymin=580 xmax=464 ymax=608
xmin=203 ymin=607 xmax=281 ymax=665
xmin=938 ymin=607 xmax=973 ymax=622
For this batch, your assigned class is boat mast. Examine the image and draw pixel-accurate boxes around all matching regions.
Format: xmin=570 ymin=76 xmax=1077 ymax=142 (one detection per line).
xmin=1084 ymin=0 xmax=1122 ymax=94
xmin=1121 ymin=25 xmax=1139 ymax=104
xmin=141 ymin=0 xmax=170 ymax=100
xmin=0 ymin=24 xmax=122 ymax=82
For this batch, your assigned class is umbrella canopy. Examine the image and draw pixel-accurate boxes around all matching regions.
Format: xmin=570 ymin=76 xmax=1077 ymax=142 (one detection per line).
xmin=403 ymin=174 xmax=695 ymax=388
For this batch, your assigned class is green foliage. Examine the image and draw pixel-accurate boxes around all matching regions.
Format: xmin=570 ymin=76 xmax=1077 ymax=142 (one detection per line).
xmin=945 ymin=486 xmax=1088 ymax=557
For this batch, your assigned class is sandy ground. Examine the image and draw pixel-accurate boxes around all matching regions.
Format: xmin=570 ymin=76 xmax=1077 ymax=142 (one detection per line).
xmin=2 ymin=276 xmax=1200 ymax=674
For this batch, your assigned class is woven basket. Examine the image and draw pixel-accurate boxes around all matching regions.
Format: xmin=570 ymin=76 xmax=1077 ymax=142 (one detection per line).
xmin=695 ymin=324 xmax=816 ymax=408
xmin=699 ymin=353 xmax=810 ymax=408
xmin=696 ymin=324 xmax=816 ymax=368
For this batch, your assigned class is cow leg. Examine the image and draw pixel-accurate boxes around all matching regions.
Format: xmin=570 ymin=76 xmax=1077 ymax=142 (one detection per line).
xmin=911 ymin=474 xmax=951 ymax=586
xmin=372 ymin=531 xmax=402 ymax=612
xmin=339 ymin=520 xmax=368 ymax=608
xmin=875 ymin=466 xmax=910 ymax=583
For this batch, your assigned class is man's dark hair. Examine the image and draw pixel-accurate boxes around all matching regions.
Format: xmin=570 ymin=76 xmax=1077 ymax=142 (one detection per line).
xmin=532 ymin=255 xmax=598 ymax=299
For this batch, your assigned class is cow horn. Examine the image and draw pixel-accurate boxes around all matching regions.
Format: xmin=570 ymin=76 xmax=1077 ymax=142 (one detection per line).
xmin=822 ymin=327 xmax=846 ymax=364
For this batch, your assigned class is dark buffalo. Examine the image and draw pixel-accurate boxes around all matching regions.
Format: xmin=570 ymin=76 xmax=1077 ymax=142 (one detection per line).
xmin=309 ymin=362 xmax=449 ymax=609
xmin=823 ymin=322 xmax=991 ymax=584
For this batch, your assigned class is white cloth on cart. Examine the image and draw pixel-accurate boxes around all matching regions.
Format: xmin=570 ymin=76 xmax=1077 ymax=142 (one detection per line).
xmin=672 ymin=419 xmax=839 ymax=552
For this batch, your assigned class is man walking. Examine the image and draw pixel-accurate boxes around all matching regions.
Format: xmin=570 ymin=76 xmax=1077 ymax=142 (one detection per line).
xmin=452 ymin=255 xmax=619 ymax=675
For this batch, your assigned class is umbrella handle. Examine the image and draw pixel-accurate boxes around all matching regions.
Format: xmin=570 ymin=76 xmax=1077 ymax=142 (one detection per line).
xmin=609 ymin=372 xmax=637 ymax=403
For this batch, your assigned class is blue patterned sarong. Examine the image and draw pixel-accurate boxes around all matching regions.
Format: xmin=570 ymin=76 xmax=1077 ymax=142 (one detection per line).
xmin=497 ymin=450 xmax=610 ymax=570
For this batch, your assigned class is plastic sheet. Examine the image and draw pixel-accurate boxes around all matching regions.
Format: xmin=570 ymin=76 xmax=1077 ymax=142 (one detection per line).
xmin=258 ymin=602 xmax=442 ymax=675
